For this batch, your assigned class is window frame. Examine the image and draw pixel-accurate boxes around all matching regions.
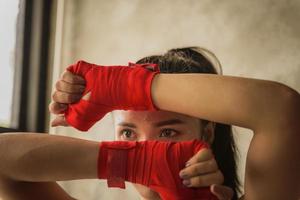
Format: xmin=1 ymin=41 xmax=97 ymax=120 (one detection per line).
xmin=0 ymin=0 xmax=53 ymax=133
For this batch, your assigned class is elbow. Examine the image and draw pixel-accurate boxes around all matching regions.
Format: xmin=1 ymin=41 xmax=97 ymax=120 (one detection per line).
xmin=256 ymin=82 xmax=300 ymax=132
xmin=278 ymin=83 xmax=300 ymax=112
xmin=272 ymin=82 xmax=300 ymax=129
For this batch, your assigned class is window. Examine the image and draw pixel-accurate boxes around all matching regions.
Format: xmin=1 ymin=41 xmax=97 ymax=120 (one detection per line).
xmin=0 ymin=0 xmax=20 ymax=129
xmin=0 ymin=0 xmax=53 ymax=133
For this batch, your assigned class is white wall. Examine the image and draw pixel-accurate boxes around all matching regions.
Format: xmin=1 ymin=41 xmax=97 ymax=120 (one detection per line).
xmin=49 ymin=0 xmax=300 ymax=199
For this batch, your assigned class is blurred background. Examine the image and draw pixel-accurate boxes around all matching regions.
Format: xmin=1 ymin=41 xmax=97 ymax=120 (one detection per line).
xmin=0 ymin=0 xmax=299 ymax=199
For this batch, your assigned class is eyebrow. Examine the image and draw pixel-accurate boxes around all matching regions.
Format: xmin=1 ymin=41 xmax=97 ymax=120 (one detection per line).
xmin=117 ymin=119 xmax=186 ymax=128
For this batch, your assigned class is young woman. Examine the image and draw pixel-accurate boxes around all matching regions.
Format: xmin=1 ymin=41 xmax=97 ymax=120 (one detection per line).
xmin=0 ymin=47 xmax=233 ymax=200
xmin=0 ymin=47 xmax=299 ymax=200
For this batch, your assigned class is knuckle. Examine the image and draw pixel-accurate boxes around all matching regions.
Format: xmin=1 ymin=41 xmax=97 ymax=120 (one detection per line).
xmin=55 ymin=80 xmax=61 ymax=90
xmin=195 ymin=176 xmax=203 ymax=186
xmin=208 ymin=159 xmax=218 ymax=171
xmin=190 ymin=165 xmax=200 ymax=175
xmin=193 ymin=152 xmax=201 ymax=161
xmin=67 ymin=94 xmax=74 ymax=102
xmin=216 ymin=170 xmax=224 ymax=184
xmin=195 ymin=165 xmax=203 ymax=175
xmin=195 ymin=148 xmax=213 ymax=162
xmin=188 ymin=156 xmax=196 ymax=165
xmin=53 ymin=92 xmax=67 ymax=103
xmin=189 ymin=177 xmax=201 ymax=187
xmin=69 ymin=76 xmax=76 ymax=84
xmin=186 ymin=164 xmax=199 ymax=176
xmin=69 ymin=94 xmax=80 ymax=102
xmin=69 ymin=84 xmax=78 ymax=92
xmin=62 ymin=71 xmax=68 ymax=80
xmin=65 ymin=82 xmax=78 ymax=93
xmin=52 ymin=92 xmax=58 ymax=101
xmin=63 ymin=83 xmax=71 ymax=92
xmin=59 ymin=80 xmax=71 ymax=92
xmin=206 ymin=149 xmax=213 ymax=157
xmin=49 ymin=102 xmax=63 ymax=114
xmin=48 ymin=102 xmax=54 ymax=112
xmin=63 ymin=71 xmax=75 ymax=83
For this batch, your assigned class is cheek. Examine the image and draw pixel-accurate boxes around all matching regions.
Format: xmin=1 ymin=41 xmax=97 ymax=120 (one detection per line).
xmin=181 ymin=129 xmax=201 ymax=140
xmin=115 ymin=134 xmax=120 ymax=140
xmin=115 ymin=135 xmax=122 ymax=141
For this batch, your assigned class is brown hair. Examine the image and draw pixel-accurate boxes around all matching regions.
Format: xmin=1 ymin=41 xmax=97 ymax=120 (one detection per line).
xmin=136 ymin=47 xmax=240 ymax=199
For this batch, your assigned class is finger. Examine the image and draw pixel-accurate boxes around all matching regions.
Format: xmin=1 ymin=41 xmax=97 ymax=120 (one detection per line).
xmin=210 ymin=184 xmax=234 ymax=200
xmin=51 ymin=115 xmax=69 ymax=127
xmin=52 ymin=91 xmax=82 ymax=104
xmin=49 ymin=102 xmax=68 ymax=114
xmin=179 ymin=159 xmax=218 ymax=179
xmin=61 ymin=70 xmax=86 ymax=84
xmin=56 ymin=79 xmax=85 ymax=94
xmin=182 ymin=170 xmax=224 ymax=188
xmin=82 ymin=92 xmax=91 ymax=100
xmin=186 ymin=148 xmax=213 ymax=166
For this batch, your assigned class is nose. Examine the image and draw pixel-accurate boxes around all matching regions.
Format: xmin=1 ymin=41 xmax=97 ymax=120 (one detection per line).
xmin=138 ymin=132 xmax=157 ymax=141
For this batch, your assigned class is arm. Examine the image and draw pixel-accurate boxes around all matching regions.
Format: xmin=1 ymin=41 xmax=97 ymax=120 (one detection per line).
xmin=0 ymin=176 xmax=77 ymax=200
xmin=50 ymin=70 xmax=235 ymax=200
xmin=0 ymin=133 xmax=218 ymax=200
xmin=152 ymin=74 xmax=300 ymax=199
xmin=0 ymin=133 xmax=99 ymax=199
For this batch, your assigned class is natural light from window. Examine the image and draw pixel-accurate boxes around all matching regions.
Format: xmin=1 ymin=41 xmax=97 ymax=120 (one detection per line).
xmin=0 ymin=0 xmax=20 ymax=127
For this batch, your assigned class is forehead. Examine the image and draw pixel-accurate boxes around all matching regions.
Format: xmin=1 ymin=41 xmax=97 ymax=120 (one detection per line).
xmin=112 ymin=110 xmax=198 ymax=124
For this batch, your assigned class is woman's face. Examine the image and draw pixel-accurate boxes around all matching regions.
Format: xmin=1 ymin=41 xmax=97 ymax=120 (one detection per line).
xmin=113 ymin=110 xmax=206 ymax=142
xmin=112 ymin=110 xmax=214 ymax=199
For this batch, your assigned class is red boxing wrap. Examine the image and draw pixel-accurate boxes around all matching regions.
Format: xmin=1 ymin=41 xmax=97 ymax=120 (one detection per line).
xmin=98 ymin=140 xmax=217 ymax=200
xmin=65 ymin=60 xmax=160 ymax=131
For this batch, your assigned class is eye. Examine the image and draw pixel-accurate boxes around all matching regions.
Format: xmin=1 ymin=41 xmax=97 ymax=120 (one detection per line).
xmin=119 ymin=129 xmax=137 ymax=141
xmin=159 ymin=128 xmax=178 ymax=138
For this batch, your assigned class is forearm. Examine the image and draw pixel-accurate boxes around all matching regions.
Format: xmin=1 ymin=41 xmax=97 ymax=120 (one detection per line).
xmin=0 ymin=133 xmax=99 ymax=182
xmin=0 ymin=176 xmax=76 ymax=200
xmin=152 ymin=73 xmax=300 ymax=131
xmin=151 ymin=74 xmax=300 ymax=199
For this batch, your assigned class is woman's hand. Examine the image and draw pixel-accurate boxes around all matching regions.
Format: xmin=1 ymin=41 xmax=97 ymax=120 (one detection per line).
xmin=49 ymin=70 xmax=234 ymax=199
xmin=179 ymin=148 xmax=234 ymax=200
xmin=49 ymin=70 xmax=86 ymax=127
xmin=52 ymin=61 xmax=159 ymax=131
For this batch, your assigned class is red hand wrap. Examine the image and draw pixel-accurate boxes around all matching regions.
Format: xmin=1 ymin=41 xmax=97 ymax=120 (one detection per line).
xmin=98 ymin=140 xmax=217 ymax=200
xmin=64 ymin=60 xmax=160 ymax=131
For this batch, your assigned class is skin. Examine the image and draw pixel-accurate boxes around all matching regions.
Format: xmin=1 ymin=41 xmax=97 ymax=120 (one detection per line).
xmin=54 ymin=73 xmax=233 ymax=199
xmin=112 ymin=110 xmax=222 ymax=199
xmin=1 ymin=70 xmax=299 ymax=199
xmin=52 ymin=71 xmax=300 ymax=199
xmin=151 ymin=73 xmax=300 ymax=200
xmin=0 ymin=71 xmax=233 ymax=200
